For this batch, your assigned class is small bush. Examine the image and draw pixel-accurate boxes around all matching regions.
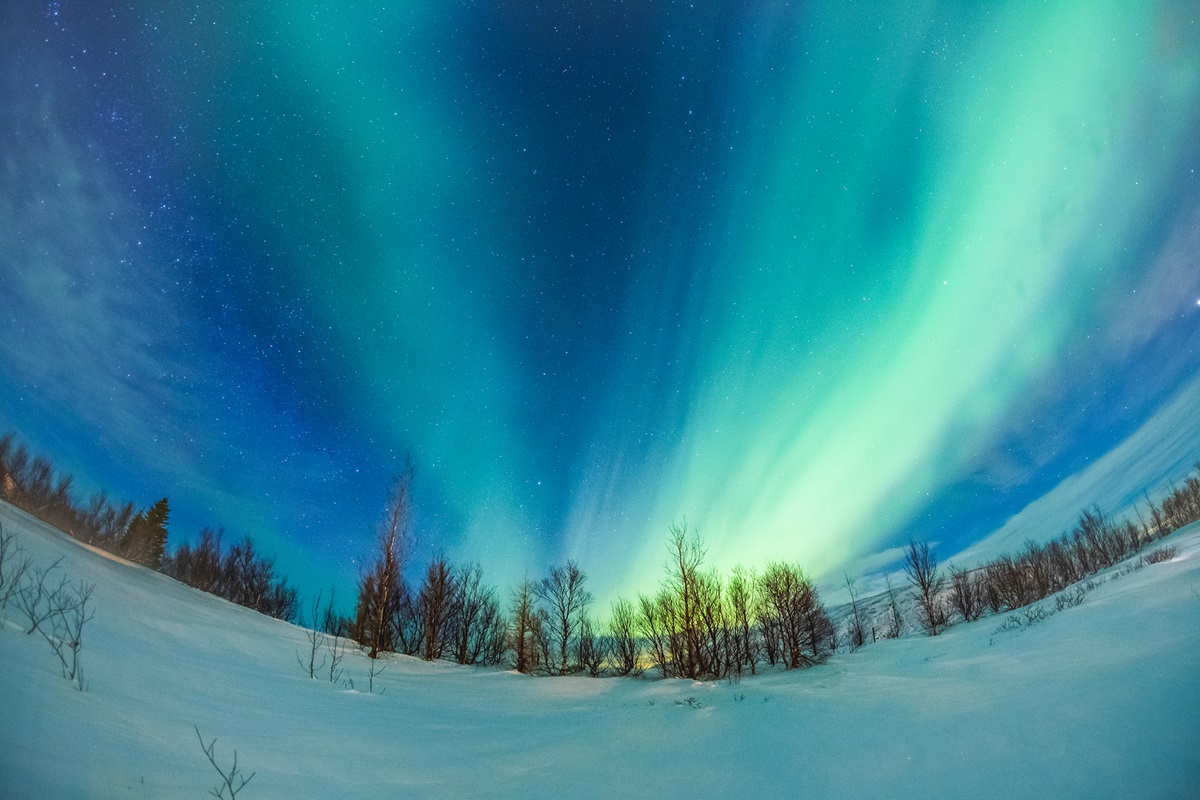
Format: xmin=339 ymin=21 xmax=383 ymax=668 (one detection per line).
xmin=10 ymin=555 xmax=95 ymax=690
xmin=1144 ymin=546 xmax=1178 ymax=564
xmin=1122 ymin=559 xmax=1144 ymax=575
xmin=0 ymin=526 xmax=31 ymax=609
xmin=1020 ymin=604 xmax=1048 ymax=625
xmin=1054 ymin=586 xmax=1087 ymax=611
xmin=43 ymin=578 xmax=94 ymax=688
xmin=14 ymin=557 xmax=69 ymax=636
xmin=994 ymin=603 xmax=1050 ymax=633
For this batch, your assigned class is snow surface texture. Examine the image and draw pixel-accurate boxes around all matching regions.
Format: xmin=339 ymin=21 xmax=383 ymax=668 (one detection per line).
xmin=1 ymin=500 xmax=1198 ymax=799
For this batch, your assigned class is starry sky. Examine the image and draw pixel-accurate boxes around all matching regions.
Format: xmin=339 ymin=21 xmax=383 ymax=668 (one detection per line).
xmin=3 ymin=1 xmax=1199 ymax=604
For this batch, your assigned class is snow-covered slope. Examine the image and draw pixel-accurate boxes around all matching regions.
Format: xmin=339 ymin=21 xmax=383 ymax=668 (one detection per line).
xmin=1 ymin=500 xmax=1198 ymax=799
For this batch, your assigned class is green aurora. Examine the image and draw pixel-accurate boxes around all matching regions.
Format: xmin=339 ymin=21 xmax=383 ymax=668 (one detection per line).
xmin=1 ymin=0 xmax=1198 ymax=602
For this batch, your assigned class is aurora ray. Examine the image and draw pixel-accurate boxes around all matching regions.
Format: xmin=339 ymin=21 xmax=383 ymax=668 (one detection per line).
xmin=1 ymin=0 xmax=1197 ymax=602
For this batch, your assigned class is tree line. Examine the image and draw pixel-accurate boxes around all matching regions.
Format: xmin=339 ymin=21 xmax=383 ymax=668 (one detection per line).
xmin=0 ymin=433 xmax=298 ymax=623
xmin=344 ymin=461 xmax=1199 ymax=679
xmin=343 ymin=465 xmax=839 ymax=678
xmin=3 ymin=430 xmax=1199 ymax=681
xmin=898 ymin=471 xmax=1200 ymax=638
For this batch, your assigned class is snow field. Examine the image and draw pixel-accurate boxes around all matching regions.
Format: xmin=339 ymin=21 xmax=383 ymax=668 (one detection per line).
xmin=1 ymin=501 xmax=1197 ymax=799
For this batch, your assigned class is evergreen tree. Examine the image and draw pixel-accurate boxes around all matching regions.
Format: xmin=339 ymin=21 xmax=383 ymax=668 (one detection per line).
xmin=122 ymin=498 xmax=170 ymax=569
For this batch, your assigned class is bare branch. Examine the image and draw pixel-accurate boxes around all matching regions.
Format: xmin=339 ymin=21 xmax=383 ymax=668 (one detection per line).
xmin=42 ymin=579 xmax=95 ymax=689
xmin=195 ymin=726 xmax=255 ymax=799
xmin=297 ymin=591 xmax=327 ymax=679
xmin=325 ymin=634 xmax=347 ymax=684
xmin=14 ymin=557 xmax=71 ymax=636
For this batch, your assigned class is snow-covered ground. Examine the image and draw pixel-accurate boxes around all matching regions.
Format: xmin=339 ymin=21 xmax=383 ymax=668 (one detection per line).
xmin=1 ymin=500 xmax=1198 ymax=799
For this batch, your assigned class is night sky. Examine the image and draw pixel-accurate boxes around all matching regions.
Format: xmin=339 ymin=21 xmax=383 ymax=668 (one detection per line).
xmin=3 ymin=1 xmax=1199 ymax=604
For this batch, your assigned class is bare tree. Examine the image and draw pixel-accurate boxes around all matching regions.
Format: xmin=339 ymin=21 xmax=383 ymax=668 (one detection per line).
xmin=726 ymin=565 xmax=759 ymax=676
xmin=0 ymin=442 xmax=81 ymax=535
xmin=509 ymin=578 xmax=540 ymax=674
xmin=947 ymin=564 xmax=983 ymax=622
xmin=608 ymin=597 xmax=643 ymax=677
xmin=296 ymin=591 xmax=327 ymax=679
xmin=844 ymin=573 xmax=867 ymax=651
xmin=448 ymin=564 xmax=506 ymax=666
xmin=417 ymin=556 xmax=456 ymax=661
xmin=163 ymin=530 xmax=297 ymax=621
xmin=757 ymin=561 xmax=832 ymax=668
xmin=240 ymin=539 xmax=298 ymax=621
xmin=534 ymin=560 xmax=592 ymax=675
xmin=532 ymin=607 xmax=554 ymax=673
xmin=317 ymin=587 xmax=349 ymax=637
xmin=265 ymin=581 xmax=299 ymax=624
xmin=353 ymin=462 xmax=414 ymax=658
xmin=663 ymin=520 xmax=705 ymax=679
xmin=758 ymin=585 xmax=782 ymax=665
xmin=81 ymin=491 xmax=136 ymax=547
xmin=449 ymin=563 xmax=482 ymax=664
xmin=1162 ymin=473 xmax=1199 ymax=531
xmin=391 ymin=584 xmax=422 ymax=656
xmin=479 ymin=602 xmax=510 ymax=667
xmin=1122 ymin=519 xmax=1143 ymax=558
xmin=1076 ymin=507 xmax=1116 ymax=569
xmin=637 ymin=591 xmax=673 ymax=678
xmin=904 ymin=540 xmax=949 ymax=635
xmin=195 ymin=727 xmax=255 ymax=799
xmin=163 ymin=528 xmax=224 ymax=594
xmin=693 ymin=569 xmax=729 ymax=679
xmin=881 ymin=575 xmax=904 ymax=638
xmin=575 ymin=615 xmax=607 ymax=677
xmin=1045 ymin=538 xmax=1081 ymax=589
xmin=1142 ymin=490 xmax=1167 ymax=540
xmin=982 ymin=555 xmax=1035 ymax=612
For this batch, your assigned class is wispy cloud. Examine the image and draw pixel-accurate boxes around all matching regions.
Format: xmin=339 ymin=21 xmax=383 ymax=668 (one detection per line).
xmin=0 ymin=82 xmax=195 ymax=469
xmin=951 ymin=373 xmax=1200 ymax=566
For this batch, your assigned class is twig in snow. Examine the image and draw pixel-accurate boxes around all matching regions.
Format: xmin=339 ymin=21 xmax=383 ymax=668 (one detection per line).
xmin=195 ymin=726 xmax=255 ymax=799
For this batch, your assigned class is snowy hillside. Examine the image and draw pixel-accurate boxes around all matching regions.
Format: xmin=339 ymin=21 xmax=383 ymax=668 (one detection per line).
xmin=1 ymin=500 xmax=1198 ymax=799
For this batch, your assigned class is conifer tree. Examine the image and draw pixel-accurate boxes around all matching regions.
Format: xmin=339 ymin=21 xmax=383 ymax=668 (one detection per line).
xmin=122 ymin=498 xmax=170 ymax=569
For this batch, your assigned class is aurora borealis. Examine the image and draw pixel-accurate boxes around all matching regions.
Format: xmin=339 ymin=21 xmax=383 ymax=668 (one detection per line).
xmin=2 ymin=1 xmax=1199 ymax=602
